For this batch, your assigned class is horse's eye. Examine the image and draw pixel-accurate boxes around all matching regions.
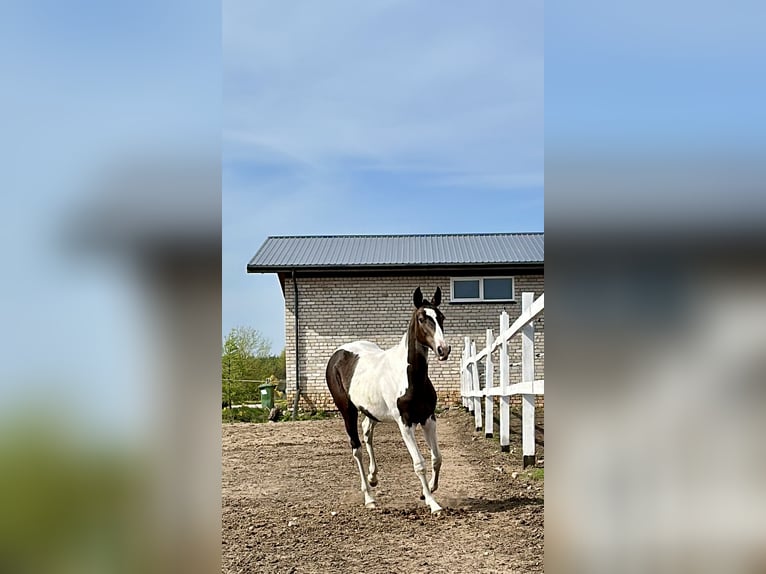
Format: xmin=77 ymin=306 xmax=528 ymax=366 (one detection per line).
xmin=418 ymin=316 xmax=424 ymax=323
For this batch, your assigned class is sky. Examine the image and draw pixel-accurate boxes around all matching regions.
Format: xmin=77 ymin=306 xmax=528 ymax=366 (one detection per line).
xmin=0 ymin=0 xmax=220 ymax=434
xmin=223 ymin=1 xmax=544 ymax=351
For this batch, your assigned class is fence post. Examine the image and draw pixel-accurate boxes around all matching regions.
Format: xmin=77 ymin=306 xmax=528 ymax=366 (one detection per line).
xmin=470 ymin=341 xmax=482 ymax=431
xmin=227 ymin=377 xmax=233 ymax=423
xmin=484 ymin=328 xmax=494 ymax=438
xmin=464 ymin=337 xmax=472 ymax=412
xmin=460 ymin=347 xmax=464 ymax=409
xmin=499 ymin=310 xmax=510 ymax=452
xmin=521 ymin=292 xmax=536 ymax=468
xmin=462 ymin=336 xmax=470 ymax=410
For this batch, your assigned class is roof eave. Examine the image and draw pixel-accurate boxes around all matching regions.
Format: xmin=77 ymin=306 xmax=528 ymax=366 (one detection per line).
xmin=246 ymin=262 xmax=544 ymax=274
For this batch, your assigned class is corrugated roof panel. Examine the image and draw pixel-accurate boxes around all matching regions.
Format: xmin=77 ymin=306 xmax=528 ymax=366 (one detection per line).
xmin=247 ymin=233 xmax=543 ymax=271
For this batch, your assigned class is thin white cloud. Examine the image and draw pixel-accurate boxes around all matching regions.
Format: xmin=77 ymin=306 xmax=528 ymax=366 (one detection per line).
xmin=223 ymin=0 xmax=543 ymax=182
xmin=432 ymin=171 xmax=545 ymax=190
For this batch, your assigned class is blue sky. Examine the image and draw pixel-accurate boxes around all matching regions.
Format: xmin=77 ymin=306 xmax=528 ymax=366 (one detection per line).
xmin=223 ymin=1 xmax=544 ymax=350
xmin=0 ymin=0 xmax=220 ymax=434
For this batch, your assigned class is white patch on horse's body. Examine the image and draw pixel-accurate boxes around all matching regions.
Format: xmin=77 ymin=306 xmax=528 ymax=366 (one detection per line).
xmin=339 ymin=340 xmax=381 ymax=355
xmin=340 ymin=334 xmax=409 ymax=422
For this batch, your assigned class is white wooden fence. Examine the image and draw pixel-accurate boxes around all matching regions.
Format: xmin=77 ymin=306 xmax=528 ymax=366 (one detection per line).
xmin=460 ymin=292 xmax=544 ymax=467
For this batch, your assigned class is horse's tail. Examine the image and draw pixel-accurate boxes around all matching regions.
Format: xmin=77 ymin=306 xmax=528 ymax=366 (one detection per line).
xmin=326 ymin=350 xmax=362 ymax=449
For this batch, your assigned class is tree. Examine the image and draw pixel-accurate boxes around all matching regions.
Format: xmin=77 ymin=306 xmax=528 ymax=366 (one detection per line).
xmin=226 ymin=326 xmax=272 ymax=358
xmin=249 ymin=348 xmax=286 ymax=381
xmin=222 ymin=326 xmax=273 ymax=406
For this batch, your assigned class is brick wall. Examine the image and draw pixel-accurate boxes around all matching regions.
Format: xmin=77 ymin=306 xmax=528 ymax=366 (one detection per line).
xmin=283 ymin=274 xmax=544 ymax=410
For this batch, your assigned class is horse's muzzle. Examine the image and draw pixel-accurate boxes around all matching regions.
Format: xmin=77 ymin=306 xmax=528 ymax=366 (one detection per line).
xmin=437 ymin=345 xmax=451 ymax=361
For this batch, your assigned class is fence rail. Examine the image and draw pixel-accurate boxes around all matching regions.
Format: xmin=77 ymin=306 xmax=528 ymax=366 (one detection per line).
xmin=222 ymin=378 xmax=287 ymax=408
xmin=460 ymin=292 xmax=544 ymax=467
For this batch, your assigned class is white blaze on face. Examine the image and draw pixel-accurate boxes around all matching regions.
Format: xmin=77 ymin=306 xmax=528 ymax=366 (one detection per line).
xmin=424 ymin=308 xmax=447 ymax=352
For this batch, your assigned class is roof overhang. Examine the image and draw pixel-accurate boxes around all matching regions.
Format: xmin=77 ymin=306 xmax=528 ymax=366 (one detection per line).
xmin=247 ymin=262 xmax=543 ymax=275
xmin=247 ymin=262 xmax=544 ymax=295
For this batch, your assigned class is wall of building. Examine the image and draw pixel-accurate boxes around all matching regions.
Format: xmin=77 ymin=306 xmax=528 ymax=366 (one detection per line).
xmin=283 ymin=274 xmax=544 ymax=410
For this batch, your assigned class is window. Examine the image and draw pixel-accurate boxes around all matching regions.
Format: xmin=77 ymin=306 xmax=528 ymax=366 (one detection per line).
xmin=453 ymin=279 xmax=480 ymax=300
xmin=450 ymin=277 xmax=515 ymax=303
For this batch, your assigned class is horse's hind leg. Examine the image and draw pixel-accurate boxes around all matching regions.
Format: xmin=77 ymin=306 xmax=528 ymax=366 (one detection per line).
xmin=327 ymin=357 xmax=376 ymax=509
xmin=422 ymin=416 xmax=442 ymax=494
xmin=345 ymin=406 xmax=376 ymax=509
xmin=362 ymin=416 xmax=378 ymax=486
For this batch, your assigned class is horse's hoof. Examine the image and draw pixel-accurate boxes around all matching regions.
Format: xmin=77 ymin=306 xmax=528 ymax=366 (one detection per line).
xmin=430 ymin=506 xmax=443 ymax=515
xmin=368 ymin=478 xmax=378 ymax=487
xmin=364 ymin=501 xmax=377 ymax=509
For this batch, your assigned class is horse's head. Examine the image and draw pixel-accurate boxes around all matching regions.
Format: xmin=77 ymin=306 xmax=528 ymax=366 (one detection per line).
xmin=411 ymin=286 xmax=451 ymax=361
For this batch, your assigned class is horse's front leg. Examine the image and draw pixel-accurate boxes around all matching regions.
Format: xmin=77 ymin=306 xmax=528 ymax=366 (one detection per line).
xmin=422 ymin=416 xmax=442 ymax=494
xmin=396 ymin=418 xmax=443 ymax=513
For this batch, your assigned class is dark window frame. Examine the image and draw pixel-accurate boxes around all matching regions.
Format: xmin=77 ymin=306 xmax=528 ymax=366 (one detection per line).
xmin=450 ymin=276 xmax=515 ymax=303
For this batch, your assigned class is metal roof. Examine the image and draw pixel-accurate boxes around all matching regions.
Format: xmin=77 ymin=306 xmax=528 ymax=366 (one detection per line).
xmin=247 ymin=233 xmax=543 ymax=272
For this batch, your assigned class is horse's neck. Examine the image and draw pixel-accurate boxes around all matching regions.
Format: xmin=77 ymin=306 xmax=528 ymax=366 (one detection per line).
xmin=389 ymin=333 xmax=413 ymax=363
xmin=403 ymin=326 xmax=429 ymax=385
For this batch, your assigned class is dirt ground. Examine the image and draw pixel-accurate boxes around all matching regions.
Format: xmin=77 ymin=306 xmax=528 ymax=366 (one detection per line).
xmin=222 ymin=407 xmax=544 ymax=573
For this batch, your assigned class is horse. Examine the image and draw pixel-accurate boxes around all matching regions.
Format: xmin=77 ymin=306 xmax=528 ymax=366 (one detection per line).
xmin=325 ymin=286 xmax=451 ymax=513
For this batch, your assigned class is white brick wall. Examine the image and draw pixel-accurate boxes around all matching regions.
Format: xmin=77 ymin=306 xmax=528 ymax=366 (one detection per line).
xmin=283 ymin=274 xmax=544 ymax=410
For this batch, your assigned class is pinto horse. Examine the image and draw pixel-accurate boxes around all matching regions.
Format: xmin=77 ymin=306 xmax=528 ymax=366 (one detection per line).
xmin=326 ymin=286 xmax=451 ymax=513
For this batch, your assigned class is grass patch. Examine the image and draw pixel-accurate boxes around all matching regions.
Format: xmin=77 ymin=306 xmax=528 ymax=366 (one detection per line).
xmin=280 ymin=409 xmax=334 ymax=422
xmin=223 ymin=406 xmax=270 ymax=423
xmin=223 ymin=404 xmax=336 ymax=424
xmin=527 ymin=467 xmax=544 ymax=481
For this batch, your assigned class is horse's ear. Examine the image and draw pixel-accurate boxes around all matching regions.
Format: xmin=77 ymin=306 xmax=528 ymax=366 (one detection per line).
xmin=432 ymin=286 xmax=442 ymax=307
xmin=413 ymin=287 xmax=423 ymax=308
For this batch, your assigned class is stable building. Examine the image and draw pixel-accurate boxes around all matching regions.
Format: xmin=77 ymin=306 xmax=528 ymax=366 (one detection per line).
xmin=246 ymin=233 xmax=544 ymax=410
